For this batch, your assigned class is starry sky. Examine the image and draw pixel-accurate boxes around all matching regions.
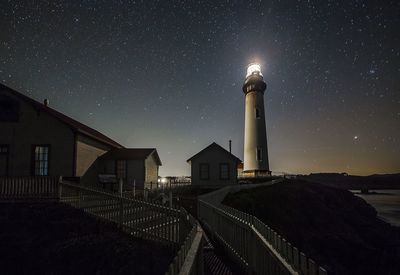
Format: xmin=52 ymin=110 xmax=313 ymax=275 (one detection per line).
xmin=1 ymin=0 xmax=399 ymax=176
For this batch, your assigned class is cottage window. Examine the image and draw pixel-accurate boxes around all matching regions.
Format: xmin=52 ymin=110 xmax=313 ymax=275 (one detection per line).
xmin=199 ymin=163 xmax=209 ymax=180
xmin=32 ymin=145 xmax=50 ymax=176
xmin=116 ymin=160 xmax=127 ymax=180
xmin=219 ymin=163 xmax=229 ymax=180
xmin=0 ymin=145 xmax=8 ymax=153
xmin=256 ymin=147 xmax=262 ymax=161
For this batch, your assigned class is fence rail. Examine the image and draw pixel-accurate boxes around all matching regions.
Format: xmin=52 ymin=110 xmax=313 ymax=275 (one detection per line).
xmin=0 ymin=176 xmax=59 ymax=200
xmin=0 ymin=176 xmax=204 ymax=275
xmin=198 ymin=180 xmax=328 ymax=275
xmin=59 ymin=180 xmax=204 ymax=275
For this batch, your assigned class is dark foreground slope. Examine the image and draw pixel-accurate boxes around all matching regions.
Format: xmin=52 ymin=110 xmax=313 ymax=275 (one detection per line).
xmin=0 ymin=203 xmax=174 ymax=275
xmin=222 ymin=180 xmax=400 ymax=275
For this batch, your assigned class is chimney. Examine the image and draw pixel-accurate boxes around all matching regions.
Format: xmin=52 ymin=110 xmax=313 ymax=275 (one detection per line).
xmin=229 ymin=140 xmax=232 ymax=153
xmin=44 ymin=99 xmax=49 ymax=107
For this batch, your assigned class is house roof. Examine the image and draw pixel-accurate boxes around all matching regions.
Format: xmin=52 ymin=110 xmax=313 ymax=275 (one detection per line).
xmin=100 ymin=148 xmax=162 ymax=166
xmin=186 ymin=142 xmax=242 ymax=163
xmin=0 ymin=83 xmax=122 ymax=148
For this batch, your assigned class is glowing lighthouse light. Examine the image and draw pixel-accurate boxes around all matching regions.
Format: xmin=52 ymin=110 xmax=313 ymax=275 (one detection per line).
xmin=246 ymin=63 xmax=263 ymax=78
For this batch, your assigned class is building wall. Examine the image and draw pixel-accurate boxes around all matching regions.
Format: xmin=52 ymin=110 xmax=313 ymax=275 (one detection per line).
xmin=191 ymin=149 xmax=238 ymax=186
xmin=127 ymin=159 xmax=145 ymax=189
xmin=101 ymin=159 xmax=145 ymax=190
xmin=75 ymin=134 xmax=110 ymax=176
xmin=145 ymin=153 xmax=159 ymax=185
xmin=0 ymin=90 xmax=74 ymax=176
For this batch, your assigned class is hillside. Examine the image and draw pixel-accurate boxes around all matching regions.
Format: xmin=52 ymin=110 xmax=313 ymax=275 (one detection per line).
xmin=0 ymin=202 xmax=174 ymax=275
xmin=222 ymin=180 xmax=400 ymax=275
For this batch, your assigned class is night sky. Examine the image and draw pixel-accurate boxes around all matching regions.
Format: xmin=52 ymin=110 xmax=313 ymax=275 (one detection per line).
xmin=1 ymin=1 xmax=399 ymax=176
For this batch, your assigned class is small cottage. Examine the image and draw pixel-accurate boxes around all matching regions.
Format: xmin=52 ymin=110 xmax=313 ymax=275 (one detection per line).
xmin=0 ymin=84 xmax=162 ymax=188
xmin=0 ymin=83 xmax=122 ymax=178
xmin=187 ymin=142 xmax=241 ymax=187
xmin=99 ymin=148 xmax=162 ymax=190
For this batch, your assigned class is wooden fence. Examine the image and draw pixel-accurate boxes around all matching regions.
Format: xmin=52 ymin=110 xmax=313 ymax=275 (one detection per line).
xmin=0 ymin=176 xmax=60 ymax=200
xmin=59 ymin=180 xmax=204 ymax=275
xmin=198 ymin=180 xmax=328 ymax=275
xmin=0 ymin=177 xmax=204 ymax=275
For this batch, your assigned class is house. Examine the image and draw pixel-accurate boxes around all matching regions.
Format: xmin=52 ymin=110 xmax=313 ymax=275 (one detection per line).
xmin=187 ymin=142 xmax=241 ymax=186
xmin=99 ymin=148 xmax=162 ymax=190
xmin=0 ymin=84 xmax=161 ymax=186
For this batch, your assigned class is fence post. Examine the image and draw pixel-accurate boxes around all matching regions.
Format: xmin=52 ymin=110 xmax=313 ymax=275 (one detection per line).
xmin=119 ymin=196 xmax=124 ymax=228
xmin=58 ymin=176 xmax=63 ymax=200
xmin=119 ymin=178 xmax=123 ymax=196
xmin=169 ymin=191 xmax=173 ymax=208
xmin=78 ymin=188 xmax=82 ymax=208
xmin=197 ymin=231 xmax=205 ymax=275
xmin=249 ymin=225 xmax=257 ymax=274
xmin=133 ymin=179 xmax=136 ymax=198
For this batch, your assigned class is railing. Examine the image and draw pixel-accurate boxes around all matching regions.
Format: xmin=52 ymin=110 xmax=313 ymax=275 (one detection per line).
xmin=198 ymin=180 xmax=328 ymax=275
xmin=0 ymin=176 xmax=60 ymax=200
xmin=0 ymin=176 xmax=204 ymax=275
xmin=59 ymin=180 xmax=204 ymax=275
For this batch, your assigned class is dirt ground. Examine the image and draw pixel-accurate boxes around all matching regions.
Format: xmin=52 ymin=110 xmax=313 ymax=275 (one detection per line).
xmin=223 ymin=179 xmax=400 ymax=275
xmin=0 ymin=202 xmax=175 ymax=275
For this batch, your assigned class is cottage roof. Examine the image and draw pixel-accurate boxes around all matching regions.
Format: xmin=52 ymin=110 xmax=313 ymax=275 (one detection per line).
xmin=0 ymin=83 xmax=122 ymax=148
xmin=100 ymin=148 xmax=162 ymax=166
xmin=186 ymin=142 xmax=242 ymax=163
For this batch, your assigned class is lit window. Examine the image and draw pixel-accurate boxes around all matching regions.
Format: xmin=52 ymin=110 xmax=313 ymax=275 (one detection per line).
xmin=219 ymin=163 xmax=229 ymax=180
xmin=33 ymin=145 xmax=50 ymax=176
xmin=199 ymin=163 xmax=209 ymax=180
xmin=246 ymin=63 xmax=263 ymax=78
xmin=256 ymin=148 xmax=262 ymax=161
xmin=116 ymin=160 xmax=126 ymax=180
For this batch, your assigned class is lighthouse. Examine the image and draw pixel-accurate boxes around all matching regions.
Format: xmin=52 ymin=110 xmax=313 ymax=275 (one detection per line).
xmin=242 ymin=63 xmax=270 ymax=176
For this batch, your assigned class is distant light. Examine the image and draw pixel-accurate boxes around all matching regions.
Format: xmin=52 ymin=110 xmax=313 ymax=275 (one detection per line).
xmin=161 ymin=177 xmax=167 ymax=184
xmin=246 ymin=63 xmax=263 ymax=78
xmin=353 ymin=135 xmax=358 ymax=140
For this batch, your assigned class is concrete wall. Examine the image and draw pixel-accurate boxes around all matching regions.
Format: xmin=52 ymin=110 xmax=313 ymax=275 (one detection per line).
xmin=127 ymin=159 xmax=145 ymax=189
xmin=191 ymin=149 xmax=238 ymax=186
xmin=75 ymin=134 xmax=111 ymax=186
xmin=145 ymin=153 xmax=159 ymax=185
xmin=0 ymin=90 xmax=74 ymax=176
xmin=101 ymin=159 xmax=145 ymax=190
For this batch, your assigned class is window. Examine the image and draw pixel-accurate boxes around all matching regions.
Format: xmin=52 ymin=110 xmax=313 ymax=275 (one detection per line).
xmin=32 ymin=145 xmax=50 ymax=176
xmin=219 ymin=163 xmax=230 ymax=180
xmin=256 ymin=147 xmax=263 ymax=161
xmin=0 ymin=96 xmax=20 ymax=122
xmin=199 ymin=163 xmax=209 ymax=180
xmin=255 ymin=108 xmax=260 ymax=119
xmin=0 ymin=145 xmax=9 ymax=176
xmin=116 ymin=160 xmax=127 ymax=180
xmin=0 ymin=145 xmax=8 ymax=154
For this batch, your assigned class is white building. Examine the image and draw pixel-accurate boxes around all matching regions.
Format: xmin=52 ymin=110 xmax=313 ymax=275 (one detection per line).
xmin=187 ymin=142 xmax=241 ymax=187
xmin=242 ymin=64 xmax=271 ymax=177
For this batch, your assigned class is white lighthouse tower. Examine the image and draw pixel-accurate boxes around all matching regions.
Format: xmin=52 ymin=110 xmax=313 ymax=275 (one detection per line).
xmin=242 ymin=63 xmax=270 ymax=176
